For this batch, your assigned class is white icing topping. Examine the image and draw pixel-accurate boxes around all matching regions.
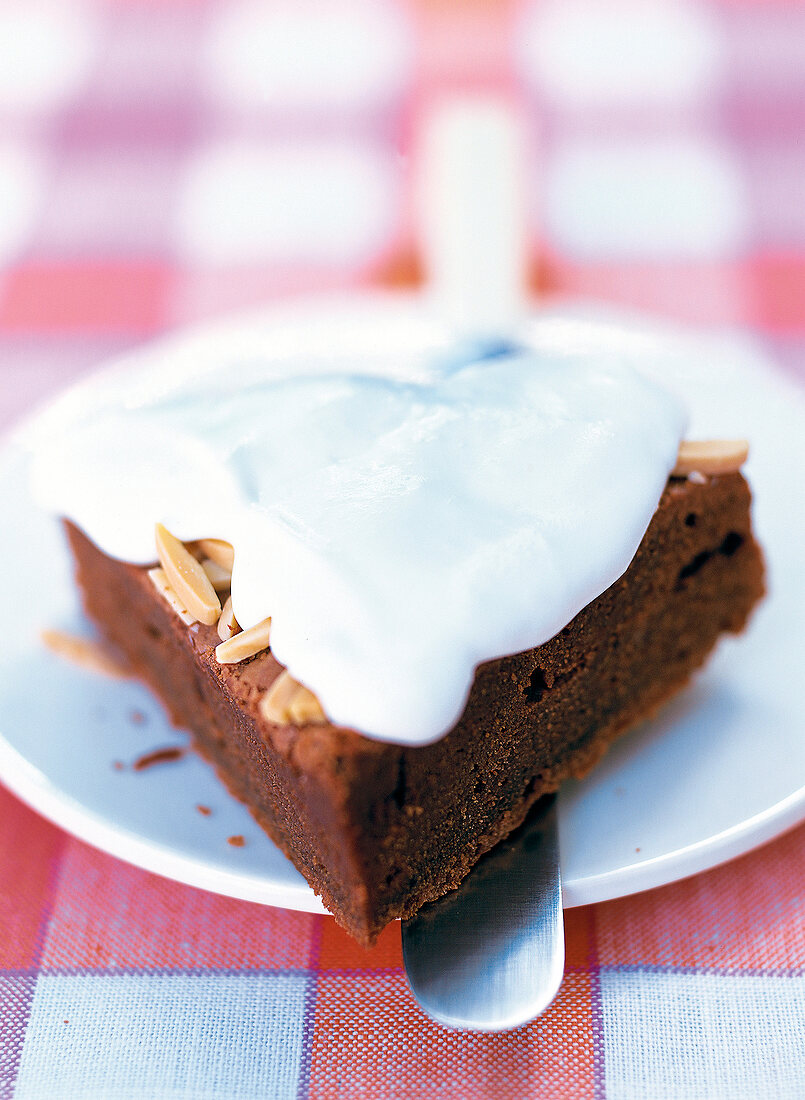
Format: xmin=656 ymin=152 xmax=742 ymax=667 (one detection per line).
xmin=30 ymin=295 xmax=686 ymax=745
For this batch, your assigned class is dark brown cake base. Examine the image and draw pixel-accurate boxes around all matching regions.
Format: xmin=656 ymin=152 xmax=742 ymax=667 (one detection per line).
xmin=65 ymin=471 xmax=764 ymax=944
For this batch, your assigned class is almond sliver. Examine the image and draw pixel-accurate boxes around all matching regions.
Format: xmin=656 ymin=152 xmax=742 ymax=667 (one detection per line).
xmin=215 ymin=617 xmax=271 ymax=663
xmin=155 ymin=523 xmax=221 ymax=626
xmin=197 ymin=538 xmax=234 ymax=572
xmin=148 ymin=567 xmax=197 ymax=626
xmin=201 ymin=557 xmax=232 ymax=592
xmin=41 ymin=629 xmax=130 ymax=679
xmin=672 ymin=440 xmax=749 ymax=478
xmin=259 ymin=670 xmax=327 ymax=726
xmin=217 ymin=596 xmax=240 ymax=642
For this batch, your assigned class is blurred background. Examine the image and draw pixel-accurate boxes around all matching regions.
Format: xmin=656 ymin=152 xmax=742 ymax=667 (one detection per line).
xmin=0 ymin=0 xmax=803 ymax=431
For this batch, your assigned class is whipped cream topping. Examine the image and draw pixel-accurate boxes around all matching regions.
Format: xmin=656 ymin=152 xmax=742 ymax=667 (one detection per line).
xmin=30 ymin=295 xmax=686 ymax=745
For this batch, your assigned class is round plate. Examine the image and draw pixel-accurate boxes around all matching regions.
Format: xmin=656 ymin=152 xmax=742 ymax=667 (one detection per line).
xmin=1 ymin=298 xmax=803 ymax=911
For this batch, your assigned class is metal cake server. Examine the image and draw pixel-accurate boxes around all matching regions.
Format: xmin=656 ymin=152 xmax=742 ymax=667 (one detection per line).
xmin=401 ymin=797 xmax=564 ymax=1032
xmin=400 ymin=104 xmax=565 ymax=1031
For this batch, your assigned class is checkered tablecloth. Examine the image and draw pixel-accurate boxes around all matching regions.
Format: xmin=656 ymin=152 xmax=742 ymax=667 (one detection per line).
xmin=1 ymin=2 xmax=804 ymax=1097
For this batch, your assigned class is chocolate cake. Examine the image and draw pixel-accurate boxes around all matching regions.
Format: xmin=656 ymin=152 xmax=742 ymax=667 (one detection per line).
xmin=64 ymin=467 xmax=764 ymax=945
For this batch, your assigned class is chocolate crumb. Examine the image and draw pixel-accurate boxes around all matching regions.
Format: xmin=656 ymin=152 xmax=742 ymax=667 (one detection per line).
xmin=112 ymin=760 xmax=125 ymax=771
xmin=227 ymin=835 xmax=246 ymax=847
xmin=196 ymin=804 xmax=212 ymax=816
xmin=130 ymin=710 xmax=146 ymax=725
xmin=132 ymin=746 xmax=185 ymax=771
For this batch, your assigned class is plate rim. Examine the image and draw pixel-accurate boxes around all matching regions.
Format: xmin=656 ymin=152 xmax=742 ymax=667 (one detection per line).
xmin=559 ymin=780 xmax=805 ymax=907
xmin=3 ymin=719 xmax=805 ymax=912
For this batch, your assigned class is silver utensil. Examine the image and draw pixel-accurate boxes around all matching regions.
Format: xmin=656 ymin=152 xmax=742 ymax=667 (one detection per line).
xmin=401 ymin=797 xmax=564 ymax=1031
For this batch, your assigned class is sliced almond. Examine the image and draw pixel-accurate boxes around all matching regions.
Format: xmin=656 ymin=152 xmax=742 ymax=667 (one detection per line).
xmin=182 ymin=541 xmax=205 ymax=562
xmin=259 ymin=670 xmax=327 ymax=726
xmin=41 ymin=629 xmax=130 ymax=679
xmin=672 ymin=440 xmax=749 ymax=478
xmin=197 ymin=538 xmax=234 ymax=572
xmin=201 ymin=557 xmax=232 ymax=592
xmin=215 ymin=617 xmax=271 ymax=663
xmin=217 ymin=596 xmax=240 ymax=642
xmin=155 ymin=523 xmax=221 ymax=626
xmin=148 ymin=567 xmax=198 ymax=626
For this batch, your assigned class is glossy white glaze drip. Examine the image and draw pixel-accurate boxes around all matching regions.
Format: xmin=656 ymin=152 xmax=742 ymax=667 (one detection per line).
xmin=30 ymin=296 xmax=686 ymax=744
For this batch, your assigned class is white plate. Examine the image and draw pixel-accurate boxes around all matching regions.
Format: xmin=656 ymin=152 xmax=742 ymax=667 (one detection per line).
xmin=1 ymin=298 xmax=803 ymax=912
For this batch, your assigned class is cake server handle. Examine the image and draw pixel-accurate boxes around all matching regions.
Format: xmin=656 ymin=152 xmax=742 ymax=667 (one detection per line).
xmin=401 ymin=797 xmax=564 ymax=1032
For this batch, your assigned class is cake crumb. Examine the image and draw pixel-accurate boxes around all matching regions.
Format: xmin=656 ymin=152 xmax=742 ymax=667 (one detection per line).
xmin=132 ymin=746 xmax=185 ymax=771
xmin=112 ymin=760 xmax=125 ymax=771
xmin=227 ymin=835 xmax=246 ymax=847
xmin=130 ymin=710 xmax=146 ymax=725
xmin=41 ymin=629 xmax=130 ymax=679
xmin=196 ymin=804 xmax=212 ymax=816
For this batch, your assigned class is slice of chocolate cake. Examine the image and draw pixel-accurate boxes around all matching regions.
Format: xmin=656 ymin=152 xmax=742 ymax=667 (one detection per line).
xmin=63 ymin=462 xmax=764 ymax=945
xmin=30 ymin=297 xmax=765 ymax=945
